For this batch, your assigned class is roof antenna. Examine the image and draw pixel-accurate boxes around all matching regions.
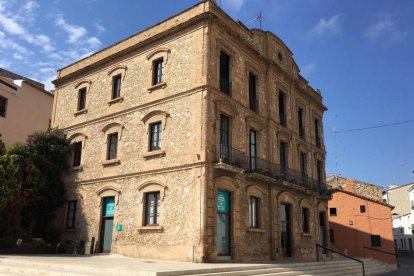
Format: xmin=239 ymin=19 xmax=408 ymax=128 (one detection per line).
xmin=247 ymin=11 xmax=265 ymax=29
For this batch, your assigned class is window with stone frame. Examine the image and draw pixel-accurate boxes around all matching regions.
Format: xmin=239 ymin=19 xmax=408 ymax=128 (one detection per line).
xmin=219 ymin=51 xmax=231 ymax=95
xmin=249 ymin=129 xmax=258 ymax=171
xmin=149 ymin=122 xmax=162 ymax=151
xmin=249 ymin=196 xmax=260 ymax=228
xmin=314 ymin=118 xmax=321 ymax=147
xmin=298 ymin=107 xmax=305 ymax=138
xmin=152 ymin=58 xmax=164 ymax=85
xmin=278 ymin=92 xmax=286 ymax=127
xmin=72 ymin=142 xmax=82 ymax=167
xmin=107 ymin=133 xmax=118 ymax=160
xmin=77 ymin=88 xmax=86 ymax=111
xmin=249 ymin=73 xmax=258 ymax=111
xmin=302 ymin=207 xmax=310 ymax=233
xmin=145 ymin=192 xmax=160 ymax=225
xmin=112 ymin=74 xmax=122 ymax=99
xmin=66 ymin=200 xmax=77 ymax=229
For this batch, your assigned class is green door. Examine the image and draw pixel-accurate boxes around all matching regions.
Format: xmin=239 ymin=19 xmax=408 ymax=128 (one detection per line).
xmin=216 ymin=191 xmax=231 ymax=256
xmin=101 ymin=197 xmax=115 ymax=253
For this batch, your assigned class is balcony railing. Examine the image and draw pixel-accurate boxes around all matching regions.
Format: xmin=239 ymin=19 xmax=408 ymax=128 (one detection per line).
xmin=213 ymin=145 xmax=329 ymax=194
xmin=214 ymin=144 xmax=245 ymax=169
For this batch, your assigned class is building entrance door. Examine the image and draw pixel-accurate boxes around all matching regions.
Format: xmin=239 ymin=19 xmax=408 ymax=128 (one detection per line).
xmin=319 ymin=211 xmax=326 ymax=247
xmin=216 ymin=191 xmax=231 ymax=257
xmin=280 ymin=204 xmax=292 ymax=257
xmin=101 ymin=196 xmax=115 ymax=253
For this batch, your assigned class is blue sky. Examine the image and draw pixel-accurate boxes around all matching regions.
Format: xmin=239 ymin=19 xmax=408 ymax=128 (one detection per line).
xmin=0 ymin=0 xmax=413 ymax=187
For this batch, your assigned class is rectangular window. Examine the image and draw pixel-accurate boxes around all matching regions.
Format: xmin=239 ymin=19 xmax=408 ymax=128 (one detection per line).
xmin=298 ymin=107 xmax=305 ymax=138
xmin=107 ymin=133 xmax=118 ymax=160
xmin=329 ymin=207 xmax=337 ymax=216
xmin=149 ymin=122 xmax=162 ymax=151
xmin=315 ymin=118 xmax=321 ymax=147
xmin=145 ymin=192 xmax=160 ymax=225
xmin=302 ymin=207 xmax=310 ymax=233
xmin=152 ymin=58 xmax=164 ymax=85
xmin=280 ymin=141 xmax=288 ymax=178
xmin=249 ymin=130 xmax=257 ymax=170
xmin=317 ymin=160 xmax=323 ymax=190
xmin=360 ymin=205 xmax=366 ymax=213
xmin=66 ymin=200 xmax=77 ymax=229
xmin=219 ymin=115 xmax=230 ymax=161
xmin=0 ymin=96 xmax=7 ymax=117
xmin=249 ymin=196 xmax=260 ymax=228
xmin=371 ymin=235 xmax=381 ymax=247
xmin=72 ymin=142 xmax=82 ymax=167
xmin=300 ymin=152 xmax=307 ymax=183
xmin=77 ymin=88 xmax=86 ymax=111
xmin=249 ymin=73 xmax=257 ymax=111
xmin=278 ymin=92 xmax=286 ymax=127
xmin=112 ymin=75 xmax=122 ymax=99
xmin=219 ymin=51 xmax=230 ymax=95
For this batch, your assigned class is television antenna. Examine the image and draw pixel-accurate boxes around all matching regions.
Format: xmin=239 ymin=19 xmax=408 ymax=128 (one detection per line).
xmin=247 ymin=11 xmax=265 ymax=29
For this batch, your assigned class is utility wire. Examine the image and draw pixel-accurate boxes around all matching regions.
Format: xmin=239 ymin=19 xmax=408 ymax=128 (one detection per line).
xmin=333 ymin=119 xmax=414 ymax=134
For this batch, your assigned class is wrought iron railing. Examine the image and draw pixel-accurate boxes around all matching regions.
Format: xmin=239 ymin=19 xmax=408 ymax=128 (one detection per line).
xmin=214 ymin=144 xmax=245 ymax=169
xmin=213 ymin=145 xmax=329 ymax=194
xmin=316 ymin=243 xmax=365 ymax=276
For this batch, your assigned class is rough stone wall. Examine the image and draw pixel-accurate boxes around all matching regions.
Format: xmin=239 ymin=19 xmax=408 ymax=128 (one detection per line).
xmin=328 ymin=177 xmax=383 ymax=202
xmin=53 ymin=22 xmax=207 ymax=262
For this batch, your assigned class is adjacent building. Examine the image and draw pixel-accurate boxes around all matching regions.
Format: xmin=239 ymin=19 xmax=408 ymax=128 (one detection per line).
xmin=383 ymin=183 xmax=414 ymax=254
xmin=327 ymin=176 xmax=396 ymax=264
xmin=52 ymin=1 xmax=330 ymax=262
xmin=0 ymin=68 xmax=53 ymax=147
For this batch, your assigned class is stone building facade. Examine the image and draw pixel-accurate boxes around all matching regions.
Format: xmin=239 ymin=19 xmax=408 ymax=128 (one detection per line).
xmin=52 ymin=1 xmax=329 ymax=262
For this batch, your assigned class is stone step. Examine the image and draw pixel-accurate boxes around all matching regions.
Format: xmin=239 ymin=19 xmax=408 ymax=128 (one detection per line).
xmin=0 ymin=264 xmax=93 ymax=276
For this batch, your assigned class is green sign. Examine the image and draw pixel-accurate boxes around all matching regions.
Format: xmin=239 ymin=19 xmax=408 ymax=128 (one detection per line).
xmin=217 ymin=191 xmax=229 ymax=214
xmin=116 ymin=223 xmax=122 ymax=231
xmin=104 ymin=197 xmax=115 ymax=217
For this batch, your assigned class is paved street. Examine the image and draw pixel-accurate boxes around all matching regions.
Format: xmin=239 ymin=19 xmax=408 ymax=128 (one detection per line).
xmin=381 ymin=256 xmax=414 ymax=275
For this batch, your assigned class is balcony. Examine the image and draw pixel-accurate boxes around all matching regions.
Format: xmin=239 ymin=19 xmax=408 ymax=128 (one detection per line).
xmin=213 ymin=145 xmax=329 ymax=195
xmin=214 ymin=144 xmax=245 ymax=169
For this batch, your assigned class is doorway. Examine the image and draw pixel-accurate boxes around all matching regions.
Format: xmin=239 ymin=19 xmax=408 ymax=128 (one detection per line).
xmin=100 ymin=196 xmax=115 ymax=253
xmin=280 ymin=204 xmax=292 ymax=257
xmin=319 ymin=211 xmax=326 ymax=247
xmin=216 ymin=191 xmax=231 ymax=257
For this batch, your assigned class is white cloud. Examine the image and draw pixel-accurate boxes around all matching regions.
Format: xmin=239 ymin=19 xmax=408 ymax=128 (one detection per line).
xmin=365 ymin=13 xmax=407 ymax=42
xmin=22 ymin=1 xmax=39 ymax=14
xmin=301 ymin=63 xmax=316 ymax=77
xmin=94 ymin=23 xmax=106 ymax=36
xmin=87 ymin=37 xmax=102 ymax=48
xmin=309 ymin=14 xmax=341 ymax=37
xmin=55 ymin=15 xmax=87 ymax=44
xmin=0 ymin=13 xmax=26 ymax=35
xmin=13 ymin=53 xmax=24 ymax=60
xmin=222 ymin=0 xmax=245 ymax=12
xmin=0 ymin=31 xmax=31 ymax=56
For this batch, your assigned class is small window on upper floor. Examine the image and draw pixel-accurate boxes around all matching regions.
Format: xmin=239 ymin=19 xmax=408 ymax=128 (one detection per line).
xmin=360 ymin=205 xmax=366 ymax=213
xmin=329 ymin=207 xmax=337 ymax=216
xmin=249 ymin=73 xmax=258 ymax=112
xmin=302 ymin=207 xmax=310 ymax=233
xmin=278 ymin=92 xmax=286 ymax=127
xmin=107 ymin=133 xmax=118 ymax=160
xmin=0 ymin=96 xmax=7 ymax=117
xmin=112 ymin=74 xmax=122 ymax=99
xmin=152 ymin=58 xmax=164 ymax=86
xmin=315 ymin=118 xmax=321 ymax=147
xmin=77 ymin=88 xmax=86 ymax=111
xmin=72 ymin=142 xmax=82 ymax=167
xmin=149 ymin=122 xmax=162 ymax=151
xmin=298 ymin=107 xmax=305 ymax=138
xmin=219 ymin=51 xmax=231 ymax=95
xmin=249 ymin=196 xmax=260 ymax=228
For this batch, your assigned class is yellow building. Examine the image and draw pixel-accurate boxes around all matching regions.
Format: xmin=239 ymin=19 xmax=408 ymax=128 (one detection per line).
xmin=52 ymin=1 xmax=329 ymax=262
xmin=0 ymin=68 xmax=53 ymax=147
